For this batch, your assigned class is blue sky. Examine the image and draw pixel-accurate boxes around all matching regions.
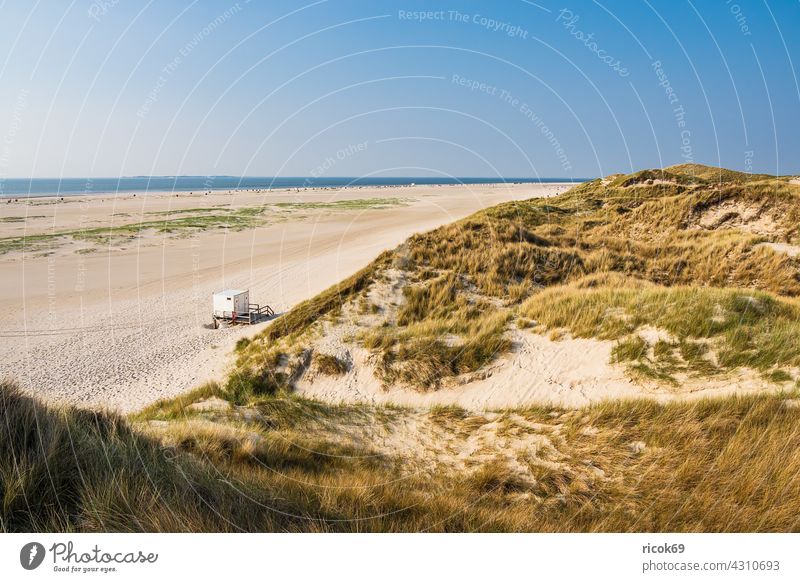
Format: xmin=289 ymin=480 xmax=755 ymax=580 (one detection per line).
xmin=0 ymin=0 xmax=798 ymax=179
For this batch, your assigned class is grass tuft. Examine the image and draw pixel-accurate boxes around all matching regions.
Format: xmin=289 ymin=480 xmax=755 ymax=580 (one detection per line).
xmin=313 ymin=353 xmax=348 ymax=376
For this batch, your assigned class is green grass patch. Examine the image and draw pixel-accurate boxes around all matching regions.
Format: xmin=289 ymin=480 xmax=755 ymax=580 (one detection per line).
xmin=274 ymin=197 xmax=409 ymax=211
xmin=611 ymin=336 xmax=648 ymax=362
xmin=0 ymin=206 xmax=270 ymax=254
xmin=145 ymin=207 xmax=230 ymax=216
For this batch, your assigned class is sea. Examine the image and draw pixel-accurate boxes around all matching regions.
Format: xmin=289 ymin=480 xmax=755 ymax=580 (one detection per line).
xmin=0 ymin=176 xmax=585 ymax=198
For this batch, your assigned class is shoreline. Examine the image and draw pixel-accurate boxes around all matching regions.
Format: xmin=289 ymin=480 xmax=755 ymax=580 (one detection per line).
xmin=0 ymin=178 xmax=587 ymax=202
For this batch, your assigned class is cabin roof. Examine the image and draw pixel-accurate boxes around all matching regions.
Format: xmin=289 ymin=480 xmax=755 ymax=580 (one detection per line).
xmin=214 ymin=289 xmax=247 ymax=297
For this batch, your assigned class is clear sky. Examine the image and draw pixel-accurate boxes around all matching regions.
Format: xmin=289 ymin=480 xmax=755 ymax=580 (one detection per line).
xmin=0 ymin=0 xmax=798 ymax=179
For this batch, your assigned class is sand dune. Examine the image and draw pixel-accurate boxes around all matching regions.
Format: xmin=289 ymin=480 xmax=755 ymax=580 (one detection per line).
xmin=295 ymin=329 xmax=770 ymax=410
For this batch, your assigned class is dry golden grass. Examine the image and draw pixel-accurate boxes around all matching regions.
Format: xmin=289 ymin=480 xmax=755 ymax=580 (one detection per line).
xmin=5 ymin=378 xmax=800 ymax=532
xmin=313 ymin=353 xmax=348 ymax=376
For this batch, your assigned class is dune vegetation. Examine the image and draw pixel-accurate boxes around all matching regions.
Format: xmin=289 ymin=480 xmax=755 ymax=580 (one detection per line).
xmin=230 ymin=163 xmax=800 ymax=392
xmin=3 ymin=164 xmax=800 ymax=532
xmin=3 ymin=379 xmax=800 ymax=532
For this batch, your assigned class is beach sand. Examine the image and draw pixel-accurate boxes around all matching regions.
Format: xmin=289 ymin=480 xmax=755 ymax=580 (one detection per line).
xmin=0 ymin=182 xmax=570 ymax=412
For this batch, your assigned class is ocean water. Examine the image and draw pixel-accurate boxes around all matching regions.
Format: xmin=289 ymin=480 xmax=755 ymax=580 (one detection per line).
xmin=0 ymin=176 xmax=583 ymax=198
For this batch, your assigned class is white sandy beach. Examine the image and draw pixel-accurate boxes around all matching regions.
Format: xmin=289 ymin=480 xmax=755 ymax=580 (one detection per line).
xmin=0 ymin=182 xmax=570 ymax=412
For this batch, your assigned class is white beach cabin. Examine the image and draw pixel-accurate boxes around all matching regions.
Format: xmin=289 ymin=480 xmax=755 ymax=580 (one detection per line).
xmin=213 ymin=289 xmax=249 ymax=319
xmin=211 ymin=289 xmax=274 ymax=328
